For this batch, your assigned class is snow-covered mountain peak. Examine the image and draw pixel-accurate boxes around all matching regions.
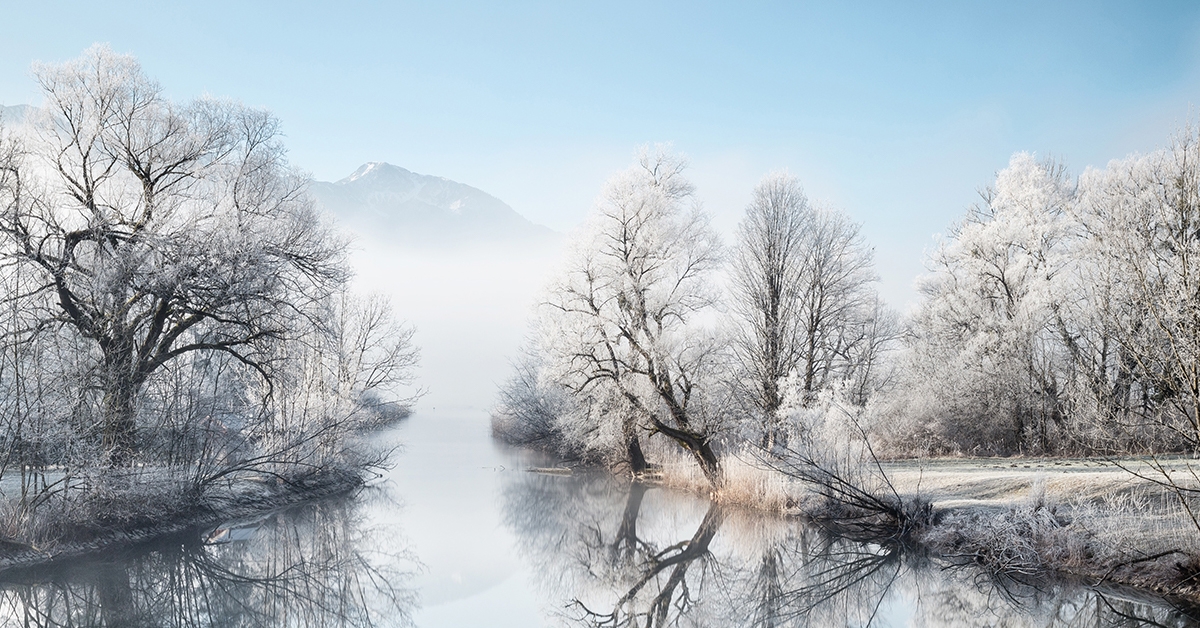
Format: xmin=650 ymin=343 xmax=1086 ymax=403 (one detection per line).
xmin=340 ymin=161 xmax=419 ymax=185
xmin=345 ymin=162 xmax=384 ymax=182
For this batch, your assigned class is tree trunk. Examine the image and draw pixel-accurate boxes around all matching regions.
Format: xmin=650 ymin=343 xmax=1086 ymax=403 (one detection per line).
xmin=761 ymin=375 xmax=783 ymax=450
xmin=627 ymin=434 xmax=649 ymax=474
xmin=802 ymin=331 xmax=818 ymax=406
xmin=759 ymin=410 xmax=789 ymax=452
xmin=664 ymin=399 xmax=723 ymax=486
xmin=621 ymin=387 xmax=721 ymax=486
xmin=102 ymin=347 xmax=139 ymax=466
xmin=691 ymin=441 xmax=722 ymax=486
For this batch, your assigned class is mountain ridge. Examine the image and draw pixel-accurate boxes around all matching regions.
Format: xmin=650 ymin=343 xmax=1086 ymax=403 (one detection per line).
xmin=311 ymin=162 xmax=555 ymax=249
xmin=0 ymin=104 xmax=31 ymax=125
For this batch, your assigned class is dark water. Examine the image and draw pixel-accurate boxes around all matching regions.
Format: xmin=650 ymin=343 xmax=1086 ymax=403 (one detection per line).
xmin=0 ymin=411 xmax=1194 ymax=627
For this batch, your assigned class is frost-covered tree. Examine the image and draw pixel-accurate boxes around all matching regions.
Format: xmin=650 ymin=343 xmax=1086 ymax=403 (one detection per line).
xmin=1077 ymin=127 xmax=1200 ymax=448
xmin=891 ymin=141 xmax=1200 ymax=456
xmin=730 ymin=172 xmax=891 ymax=449
xmin=0 ymin=46 xmax=346 ymax=463
xmin=896 ymin=154 xmax=1076 ymax=454
xmin=793 ymin=206 xmax=882 ymax=405
xmin=541 ymin=147 xmax=728 ymax=484
xmin=492 ymin=344 xmax=575 ymax=451
xmin=0 ymin=46 xmax=421 ymax=547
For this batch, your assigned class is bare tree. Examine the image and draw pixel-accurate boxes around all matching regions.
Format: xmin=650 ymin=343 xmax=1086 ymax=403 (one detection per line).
xmin=840 ymin=295 xmax=904 ymax=407
xmin=0 ymin=46 xmax=346 ymax=464
xmin=730 ymin=173 xmax=812 ymax=448
xmin=730 ymin=172 xmax=885 ymax=449
xmin=794 ymin=207 xmax=877 ymax=405
xmin=325 ymin=292 xmax=421 ymax=424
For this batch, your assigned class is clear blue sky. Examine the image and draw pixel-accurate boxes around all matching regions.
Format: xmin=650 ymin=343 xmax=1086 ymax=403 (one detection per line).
xmin=3 ymin=1 xmax=1199 ymax=308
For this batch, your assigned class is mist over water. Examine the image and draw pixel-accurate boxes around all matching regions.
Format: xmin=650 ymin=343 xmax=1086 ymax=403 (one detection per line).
xmin=345 ymin=233 xmax=565 ymax=413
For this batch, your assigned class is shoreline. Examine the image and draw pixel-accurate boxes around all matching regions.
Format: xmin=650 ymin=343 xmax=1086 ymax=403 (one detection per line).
xmin=536 ymin=452 xmax=1200 ymax=611
xmin=0 ymin=470 xmax=364 ymax=576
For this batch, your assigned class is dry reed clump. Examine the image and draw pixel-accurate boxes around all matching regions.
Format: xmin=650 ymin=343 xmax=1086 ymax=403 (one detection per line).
xmin=711 ymin=453 xmax=795 ymax=512
xmin=656 ymin=449 xmax=797 ymax=513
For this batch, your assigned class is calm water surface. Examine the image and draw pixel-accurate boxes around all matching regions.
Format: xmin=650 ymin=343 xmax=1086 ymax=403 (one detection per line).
xmin=0 ymin=410 xmax=1195 ymax=626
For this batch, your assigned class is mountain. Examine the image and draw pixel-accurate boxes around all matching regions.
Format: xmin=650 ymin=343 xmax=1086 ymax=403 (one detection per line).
xmin=310 ymin=162 xmax=556 ymax=248
xmin=0 ymin=104 xmax=31 ymax=126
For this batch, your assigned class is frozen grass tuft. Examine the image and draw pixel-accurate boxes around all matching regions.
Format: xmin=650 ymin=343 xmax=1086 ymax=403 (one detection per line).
xmin=921 ymin=490 xmax=1093 ymax=578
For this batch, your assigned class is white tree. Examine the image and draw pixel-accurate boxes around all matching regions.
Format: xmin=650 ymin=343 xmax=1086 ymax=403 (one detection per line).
xmin=793 ymin=206 xmax=879 ymax=404
xmin=541 ymin=147 xmax=728 ymax=484
xmin=729 ymin=173 xmax=812 ymax=447
xmin=1077 ymin=128 xmax=1200 ymax=448
xmin=0 ymin=46 xmax=347 ymax=464
xmin=0 ymin=47 xmax=425 ymax=548
xmin=892 ymin=141 xmax=1200 ymax=456
xmin=898 ymin=153 xmax=1075 ymax=454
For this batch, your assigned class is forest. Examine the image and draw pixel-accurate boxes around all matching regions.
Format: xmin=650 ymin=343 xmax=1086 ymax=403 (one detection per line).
xmin=0 ymin=47 xmax=418 ymax=554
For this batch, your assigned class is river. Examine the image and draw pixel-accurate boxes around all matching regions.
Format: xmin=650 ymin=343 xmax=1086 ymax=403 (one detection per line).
xmin=0 ymin=410 xmax=1193 ymax=626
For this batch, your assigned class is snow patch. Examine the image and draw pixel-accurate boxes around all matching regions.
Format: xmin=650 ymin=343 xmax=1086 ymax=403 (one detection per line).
xmin=347 ymin=162 xmax=382 ymax=183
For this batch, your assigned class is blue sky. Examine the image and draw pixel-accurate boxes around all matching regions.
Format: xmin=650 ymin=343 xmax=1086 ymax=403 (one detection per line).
xmin=3 ymin=1 xmax=1199 ymax=308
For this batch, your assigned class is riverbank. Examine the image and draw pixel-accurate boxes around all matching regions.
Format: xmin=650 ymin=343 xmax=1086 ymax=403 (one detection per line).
xmin=0 ymin=467 xmax=365 ymax=574
xmin=600 ymin=450 xmax=1200 ymax=609
xmin=888 ymin=456 xmax=1200 ymax=602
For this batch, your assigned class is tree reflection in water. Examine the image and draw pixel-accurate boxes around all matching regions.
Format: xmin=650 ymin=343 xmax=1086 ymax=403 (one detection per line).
xmin=0 ymin=494 xmax=415 ymax=627
xmin=502 ymin=470 xmax=1200 ymax=627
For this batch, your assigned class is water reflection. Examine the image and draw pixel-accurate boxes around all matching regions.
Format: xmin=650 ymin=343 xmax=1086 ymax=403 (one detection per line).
xmin=502 ymin=470 xmax=1200 ymax=627
xmin=0 ymin=493 xmax=415 ymax=627
xmin=1 ymin=448 xmax=1197 ymax=627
